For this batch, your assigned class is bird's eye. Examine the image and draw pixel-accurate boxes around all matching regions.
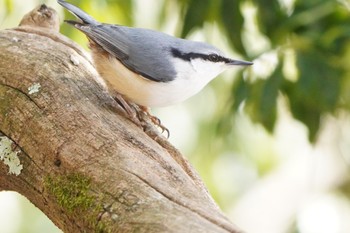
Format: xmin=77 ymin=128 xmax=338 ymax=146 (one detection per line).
xmin=208 ymin=54 xmax=220 ymax=62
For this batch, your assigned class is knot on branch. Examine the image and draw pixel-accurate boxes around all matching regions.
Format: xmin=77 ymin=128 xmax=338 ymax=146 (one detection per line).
xmin=19 ymin=4 xmax=60 ymax=31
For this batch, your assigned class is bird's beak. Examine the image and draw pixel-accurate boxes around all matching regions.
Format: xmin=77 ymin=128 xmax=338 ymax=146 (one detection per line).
xmin=227 ymin=59 xmax=253 ymax=66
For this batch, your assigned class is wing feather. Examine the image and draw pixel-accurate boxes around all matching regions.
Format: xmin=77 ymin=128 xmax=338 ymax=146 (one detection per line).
xmin=79 ymin=24 xmax=176 ymax=82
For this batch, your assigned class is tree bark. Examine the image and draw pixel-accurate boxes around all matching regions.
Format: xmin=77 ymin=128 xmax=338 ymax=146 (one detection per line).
xmin=0 ymin=5 xmax=242 ymax=233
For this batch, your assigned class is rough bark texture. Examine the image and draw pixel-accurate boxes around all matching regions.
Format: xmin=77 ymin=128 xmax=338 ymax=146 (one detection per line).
xmin=0 ymin=5 xmax=242 ymax=233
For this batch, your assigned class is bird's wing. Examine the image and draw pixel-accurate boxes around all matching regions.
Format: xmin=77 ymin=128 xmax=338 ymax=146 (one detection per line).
xmin=80 ymin=24 xmax=129 ymax=60
xmin=79 ymin=24 xmax=176 ymax=82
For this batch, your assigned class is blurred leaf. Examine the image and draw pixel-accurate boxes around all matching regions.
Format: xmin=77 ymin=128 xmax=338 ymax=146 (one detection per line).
xmin=181 ymin=0 xmax=211 ymax=37
xmin=294 ymin=0 xmax=331 ymax=10
xmin=283 ymin=50 xmax=342 ymax=141
xmin=229 ymin=65 xmax=282 ymax=133
xmin=106 ymin=0 xmax=133 ymax=25
xmin=280 ymin=0 xmax=348 ymax=141
xmin=231 ymin=0 xmax=349 ymax=142
xmin=297 ymin=51 xmax=340 ymax=111
xmin=157 ymin=0 xmax=169 ymax=29
xmin=253 ymin=0 xmax=287 ymax=43
xmin=286 ymin=0 xmax=337 ymax=36
xmin=247 ymin=64 xmax=283 ymax=132
xmin=232 ymin=73 xmax=249 ymax=111
xmin=4 ymin=0 xmax=14 ymax=14
xmin=338 ymin=178 xmax=350 ymax=197
xmin=254 ymin=65 xmax=283 ymax=131
xmin=220 ymin=0 xmax=246 ymax=55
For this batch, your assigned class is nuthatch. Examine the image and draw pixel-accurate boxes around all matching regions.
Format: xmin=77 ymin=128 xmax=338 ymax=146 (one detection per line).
xmin=58 ymin=0 xmax=252 ymax=133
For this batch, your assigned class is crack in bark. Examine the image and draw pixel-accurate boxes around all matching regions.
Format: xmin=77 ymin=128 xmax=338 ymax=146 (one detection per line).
xmin=0 ymin=83 xmax=42 ymax=110
xmin=123 ymin=168 xmax=237 ymax=233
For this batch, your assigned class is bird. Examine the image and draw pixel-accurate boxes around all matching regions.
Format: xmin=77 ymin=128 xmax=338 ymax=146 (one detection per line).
xmin=57 ymin=0 xmax=253 ymax=135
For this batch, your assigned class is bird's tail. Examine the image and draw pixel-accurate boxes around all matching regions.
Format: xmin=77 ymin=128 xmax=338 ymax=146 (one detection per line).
xmin=57 ymin=0 xmax=98 ymax=25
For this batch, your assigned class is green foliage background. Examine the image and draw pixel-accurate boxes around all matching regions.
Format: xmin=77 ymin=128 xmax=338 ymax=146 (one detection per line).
xmin=1 ymin=0 xmax=350 ymax=232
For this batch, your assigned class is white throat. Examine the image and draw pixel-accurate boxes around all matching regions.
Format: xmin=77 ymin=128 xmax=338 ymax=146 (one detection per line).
xmin=170 ymin=58 xmax=227 ymax=97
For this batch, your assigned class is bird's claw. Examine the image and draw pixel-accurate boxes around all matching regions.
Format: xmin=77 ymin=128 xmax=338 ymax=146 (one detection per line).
xmin=138 ymin=107 xmax=170 ymax=138
xmin=149 ymin=115 xmax=170 ymax=138
xmin=113 ymin=94 xmax=169 ymax=138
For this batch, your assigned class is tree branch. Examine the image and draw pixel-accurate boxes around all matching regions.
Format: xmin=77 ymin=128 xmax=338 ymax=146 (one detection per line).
xmin=0 ymin=5 xmax=242 ymax=233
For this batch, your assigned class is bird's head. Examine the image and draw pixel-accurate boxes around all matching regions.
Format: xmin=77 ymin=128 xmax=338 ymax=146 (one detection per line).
xmin=170 ymin=41 xmax=252 ymax=82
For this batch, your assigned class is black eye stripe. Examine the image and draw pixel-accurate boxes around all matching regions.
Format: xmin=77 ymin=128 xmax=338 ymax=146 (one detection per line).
xmin=208 ymin=54 xmax=219 ymax=62
xmin=171 ymin=48 xmax=230 ymax=63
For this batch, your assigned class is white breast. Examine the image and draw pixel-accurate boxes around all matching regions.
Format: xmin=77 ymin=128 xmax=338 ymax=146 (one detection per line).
xmin=92 ymin=52 xmax=226 ymax=107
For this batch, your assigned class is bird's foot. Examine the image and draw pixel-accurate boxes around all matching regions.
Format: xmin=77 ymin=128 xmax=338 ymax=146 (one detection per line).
xmin=113 ymin=94 xmax=169 ymax=138
xmin=139 ymin=106 xmax=170 ymax=138
xmin=113 ymin=93 xmax=142 ymax=127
